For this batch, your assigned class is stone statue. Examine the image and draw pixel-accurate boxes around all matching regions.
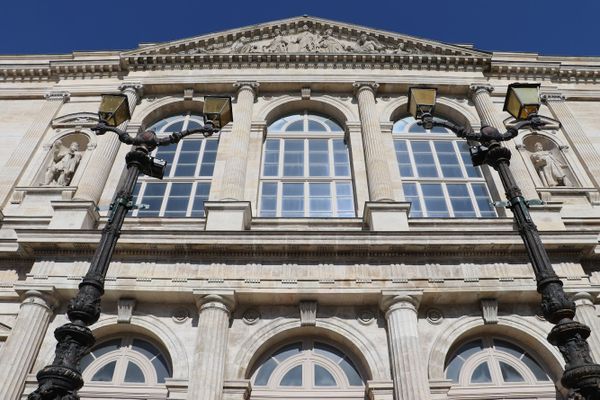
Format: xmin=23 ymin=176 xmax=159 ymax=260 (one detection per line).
xmin=263 ymin=28 xmax=288 ymax=53
xmin=295 ymin=25 xmax=319 ymax=52
xmin=231 ymin=36 xmax=256 ymax=53
xmin=43 ymin=141 xmax=82 ymax=186
xmin=318 ymin=29 xmax=345 ymax=53
xmin=352 ymin=34 xmax=387 ymax=53
xmin=530 ymin=142 xmax=571 ymax=187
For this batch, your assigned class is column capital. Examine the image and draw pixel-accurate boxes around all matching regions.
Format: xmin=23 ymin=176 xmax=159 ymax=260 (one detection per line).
xmin=17 ymin=288 xmax=59 ymax=312
xmin=194 ymin=291 xmax=236 ymax=313
xmin=353 ymin=81 xmax=379 ymax=95
xmin=44 ymin=90 xmax=70 ymax=102
xmin=573 ymin=292 xmax=595 ymax=307
xmin=119 ymin=82 xmax=144 ymax=96
xmin=380 ymin=290 xmax=422 ymax=314
xmin=234 ymin=81 xmax=260 ymax=94
xmin=469 ymin=83 xmax=494 ymax=95
xmin=541 ymin=92 xmax=566 ymax=103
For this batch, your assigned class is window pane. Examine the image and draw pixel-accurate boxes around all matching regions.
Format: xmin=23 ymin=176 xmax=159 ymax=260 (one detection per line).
xmin=522 ymin=354 xmax=551 ymax=381
xmin=314 ymin=365 xmax=337 ymax=386
xmin=286 ymin=120 xmax=305 ymax=132
xmin=500 ymin=362 xmax=525 ymax=383
xmin=308 ymin=139 xmax=329 ymax=177
xmin=335 ymin=182 xmax=355 ymax=217
xmin=164 ymin=183 xmax=192 ymax=217
xmin=472 ymin=184 xmax=496 ymax=217
xmin=164 ymin=120 xmax=184 ymax=132
xmin=260 ymin=182 xmax=278 ymax=217
xmin=459 ymin=141 xmax=481 ymax=178
xmin=138 ymin=183 xmax=166 ymax=217
xmin=91 ymin=361 xmax=116 ymax=382
xmin=339 ymin=357 xmax=363 ymax=386
xmin=282 ymin=183 xmax=304 ymax=217
xmin=395 ymin=140 xmax=413 ymax=177
xmin=199 ymin=140 xmax=218 ymax=176
xmin=191 ymin=183 xmax=211 ymax=217
xmin=273 ymin=343 xmax=301 ymax=362
xmin=280 ymin=365 xmax=302 ymax=386
xmin=445 ymin=356 xmax=464 ymax=383
xmin=470 ymin=362 xmax=492 ymax=383
xmin=154 ymin=147 xmax=176 ymax=177
xmin=403 ymin=183 xmax=422 ymax=218
xmin=124 ymin=361 xmax=145 ymax=383
xmin=411 ymin=141 xmax=438 ymax=177
xmin=132 ymin=339 xmax=159 ymax=359
xmin=324 ymin=118 xmax=343 ymax=132
xmin=421 ymin=183 xmax=449 ymax=217
xmin=309 ymin=183 xmax=332 ymax=217
xmin=255 ymin=358 xmax=277 ymax=386
xmin=263 ymin=139 xmax=280 ymax=177
xmin=333 ymin=139 xmax=350 ymax=176
xmin=447 ymin=184 xmax=476 ymax=218
xmin=152 ymin=354 xmax=171 ymax=383
xmin=434 ymin=141 xmax=463 ymax=178
xmin=283 ymin=140 xmax=304 ymax=176
xmin=308 ymin=120 xmax=326 ymax=131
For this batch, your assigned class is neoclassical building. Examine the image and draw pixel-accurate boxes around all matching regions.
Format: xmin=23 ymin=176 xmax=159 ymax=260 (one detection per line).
xmin=0 ymin=15 xmax=599 ymax=400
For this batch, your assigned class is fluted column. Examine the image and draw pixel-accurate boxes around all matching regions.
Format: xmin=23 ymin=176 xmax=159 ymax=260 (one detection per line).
xmin=542 ymin=92 xmax=600 ymax=190
xmin=381 ymin=292 xmax=429 ymax=400
xmin=219 ymin=81 xmax=259 ymax=201
xmin=354 ymin=82 xmax=394 ymax=202
xmin=470 ymin=84 xmax=538 ymax=199
xmin=0 ymin=91 xmax=70 ymax=212
xmin=188 ymin=294 xmax=235 ymax=400
xmin=74 ymin=83 xmax=143 ymax=203
xmin=0 ymin=289 xmax=57 ymax=399
xmin=574 ymin=292 xmax=600 ymax=362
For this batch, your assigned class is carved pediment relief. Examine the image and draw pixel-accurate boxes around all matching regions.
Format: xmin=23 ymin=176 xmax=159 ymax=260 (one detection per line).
xmin=52 ymin=112 xmax=99 ymax=129
xmin=124 ymin=16 xmax=488 ymax=59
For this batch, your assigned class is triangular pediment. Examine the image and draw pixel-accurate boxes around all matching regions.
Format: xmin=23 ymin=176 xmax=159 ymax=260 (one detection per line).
xmin=124 ymin=16 xmax=489 ymax=58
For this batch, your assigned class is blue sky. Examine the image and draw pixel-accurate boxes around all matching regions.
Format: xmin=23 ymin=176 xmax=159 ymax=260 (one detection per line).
xmin=2 ymin=0 xmax=599 ymax=56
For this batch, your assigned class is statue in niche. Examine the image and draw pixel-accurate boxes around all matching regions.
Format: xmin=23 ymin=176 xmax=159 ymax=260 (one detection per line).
xmin=530 ymin=141 xmax=571 ymax=187
xmin=43 ymin=140 xmax=82 ymax=186
xmin=317 ymin=28 xmax=345 ymax=53
xmin=351 ymin=33 xmax=387 ymax=53
xmin=263 ymin=28 xmax=289 ymax=53
xmin=294 ymin=25 xmax=320 ymax=52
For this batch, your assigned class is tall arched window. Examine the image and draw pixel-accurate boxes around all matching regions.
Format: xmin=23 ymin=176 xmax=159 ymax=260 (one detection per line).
xmin=79 ymin=335 xmax=172 ymax=398
xmin=259 ymin=112 xmax=355 ymax=218
xmin=251 ymin=339 xmax=365 ymax=399
xmin=393 ymin=116 xmax=496 ymax=218
xmin=445 ymin=336 xmax=557 ymax=399
xmin=131 ymin=112 xmax=218 ymax=217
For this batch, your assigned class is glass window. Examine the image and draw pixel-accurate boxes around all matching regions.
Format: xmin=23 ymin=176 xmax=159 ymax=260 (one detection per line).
xmin=393 ymin=116 xmax=497 ymax=218
xmin=445 ymin=336 xmax=554 ymax=396
xmin=252 ymin=339 xmax=364 ymax=395
xmin=260 ymin=112 xmax=355 ymax=218
xmin=130 ymin=112 xmax=218 ymax=218
xmin=81 ymin=335 xmax=171 ymax=388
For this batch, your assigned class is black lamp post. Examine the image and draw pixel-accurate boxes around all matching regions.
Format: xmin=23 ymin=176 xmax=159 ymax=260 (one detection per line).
xmin=408 ymin=84 xmax=600 ymax=398
xmin=28 ymin=94 xmax=233 ymax=400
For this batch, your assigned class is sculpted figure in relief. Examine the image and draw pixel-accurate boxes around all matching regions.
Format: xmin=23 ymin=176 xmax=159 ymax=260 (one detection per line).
xmin=295 ymin=25 xmax=320 ymax=52
xmin=43 ymin=141 xmax=82 ymax=186
xmin=352 ymin=33 xmax=387 ymax=53
xmin=318 ymin=28 xmax=345 ymax=53
xmin=530 ymin=142 xmax=571 ymax=187
xmin=263 ymin=28 xmax=289 ymax=53
xmin=231 ymin=36 xmax=256 ymax=53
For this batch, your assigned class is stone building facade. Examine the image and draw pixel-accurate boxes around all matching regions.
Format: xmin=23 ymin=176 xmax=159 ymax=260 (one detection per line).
xmin=0 ymin=15 xmax=599 ymax=400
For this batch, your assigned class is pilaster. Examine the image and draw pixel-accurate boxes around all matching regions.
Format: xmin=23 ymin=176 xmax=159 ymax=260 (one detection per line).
xmin=0 ymin=287 xmax=57 ymax=399
xmin=0 ymin=91 xmax=70 ymax=217
xmin=188 ymin=292 xmax=235 ymax=400
xmin=542 ymin=92 xmax=600 ymax=194
xmin=380 ymin=291 xmax=430 ymax=400
xmin=223 ymin=380 xmax=251 ymax=400
xmin=573 ymin=292 xmax=600 ymax=362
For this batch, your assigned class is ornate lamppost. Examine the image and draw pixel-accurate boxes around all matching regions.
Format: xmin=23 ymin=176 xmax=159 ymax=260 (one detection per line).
xmin=28 ymin=94 xmax=233 ymax=400
xmin=408 ymin=84 xmax=600 ymax=398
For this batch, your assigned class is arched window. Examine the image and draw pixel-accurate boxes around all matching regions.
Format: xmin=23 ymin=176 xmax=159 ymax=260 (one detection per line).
xmin=79 ymin=336 xmax=171 ymax=391
xmin=259 ymin=112 xmax=355 ymax=218
xmin=251 ymin=339 xmax=365 ymax=399
xmin=445 ymin=336 xmax=557 ymax=399
xmin=393 ymin=116 xmax=497 ymax=218
xmin=131 ymin=112 xmax=218 ymax=217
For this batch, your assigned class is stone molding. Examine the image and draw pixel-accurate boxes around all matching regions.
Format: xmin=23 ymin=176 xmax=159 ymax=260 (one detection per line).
xmin=117 ymin=298 xmax=136 ymax=323
xmin=299 ymin=301 xmax=318 ymax=326
xmin=480 ymin=298 xmax=499 ymax=324
xmin=541 ymin=92 xmax=567 ymax=102
xmin=44 ymin=91 xmax=71 ymax=102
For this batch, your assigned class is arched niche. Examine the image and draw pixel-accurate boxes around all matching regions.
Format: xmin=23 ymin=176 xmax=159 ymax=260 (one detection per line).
xmin=232 ymin=319 xmax=388 ymax=382
xmin=258 ymin=96 xmax=355 ymax=129
xmin=521 ymin=134 xmax=577 ymax=188
xmin=34 ymin=132 xmax=91 ymax=187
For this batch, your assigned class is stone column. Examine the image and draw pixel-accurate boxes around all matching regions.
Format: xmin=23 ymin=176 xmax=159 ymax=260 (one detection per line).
xmin=573 ymin=292 xmax=600 ymax=362
xmin=0 ymin=288 xmax=57 ymax=399
xmin=188 ymin=293 xmax=235 ymax=400
xmin=0 ymin=91 xmax=70 ymax=215
xmin=74 ymin=82 xmax=143 ymax=204
xmin=381 ymin=292 xmax=430 ymax=400
xmin=354 ymin=82 xmax=410 ymax=230
xmin=353 ymin=82 xmax=394 ymax=202
xmin=204 ymin=82 xmax=257 ymax=231
xmin=469 ymin=84 xmax=538 ymax=200
xmin=542 ymin=93 xmax=600 ymax=192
